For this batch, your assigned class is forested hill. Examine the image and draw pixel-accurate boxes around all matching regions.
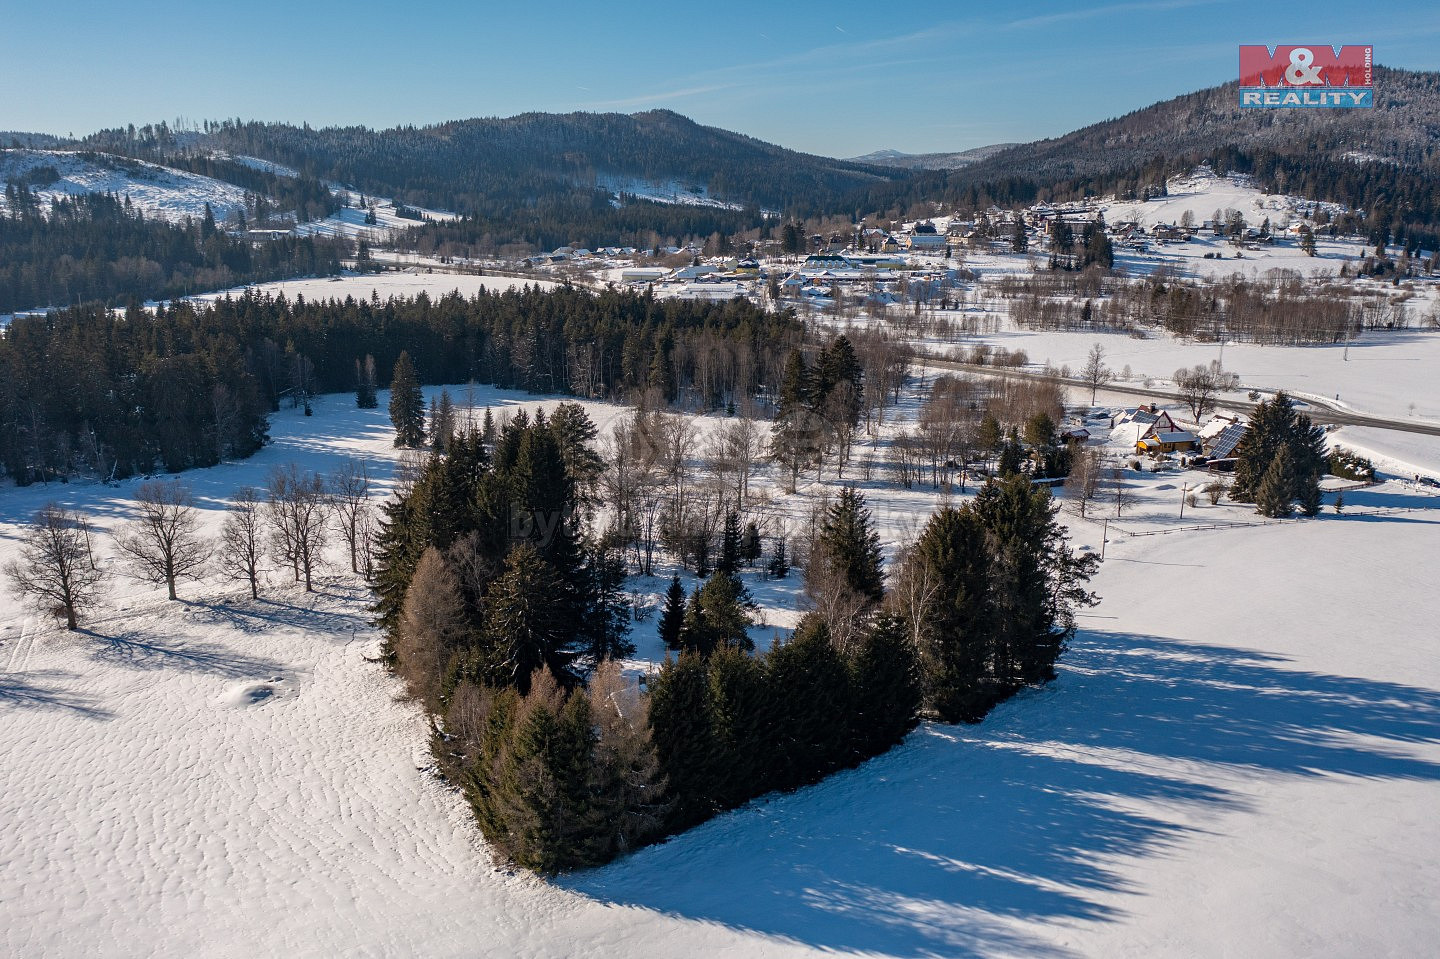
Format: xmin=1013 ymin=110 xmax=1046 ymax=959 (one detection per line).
xmin=850 ymin=66 xmax=1440 ymax=247
xmin=955 ymin=66 xmax=1440 ymax=184
xmin=91 ymin=111 xmax=903 ymax=217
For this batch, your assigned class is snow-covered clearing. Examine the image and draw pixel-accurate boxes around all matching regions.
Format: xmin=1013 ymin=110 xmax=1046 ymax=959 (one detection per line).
xmin=0 ymin=149 xmax=249 ymax=225
xmin=294 ymin=197 xmax=458 ymax=244
xmin=596 ymin=174 xmax=748 ymax=212
xmin=154 ymin=270 xmax=562 ymax=311
xmin=2 ymin=376 xmax=1438 ymax=956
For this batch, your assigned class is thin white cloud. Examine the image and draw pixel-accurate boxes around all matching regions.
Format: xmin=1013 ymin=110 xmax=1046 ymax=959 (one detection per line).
xmin=585 ymin=83 xmax=737 ymax=110
xmin=1001 ymin=0 xmax=1227 ymax=31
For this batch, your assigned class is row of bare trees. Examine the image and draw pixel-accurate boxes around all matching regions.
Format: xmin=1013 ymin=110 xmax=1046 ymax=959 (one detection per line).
xmin=4 ymin=460 xmax=377 ymax=630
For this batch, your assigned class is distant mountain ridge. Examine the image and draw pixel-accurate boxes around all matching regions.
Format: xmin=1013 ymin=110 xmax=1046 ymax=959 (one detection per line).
xmin=847 ymin=144 xmax=1018 ymax=171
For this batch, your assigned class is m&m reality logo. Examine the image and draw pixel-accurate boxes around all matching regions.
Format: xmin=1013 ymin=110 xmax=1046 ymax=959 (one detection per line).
xmin=1238 ymin=45 xmax=1373 ymax=108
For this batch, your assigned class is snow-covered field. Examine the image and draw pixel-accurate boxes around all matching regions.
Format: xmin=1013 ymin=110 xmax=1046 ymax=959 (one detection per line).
xmin=147 ymin=270 xmax=562 ymax=312
xmin=3 ymin=378 xmax=1438 ymax=957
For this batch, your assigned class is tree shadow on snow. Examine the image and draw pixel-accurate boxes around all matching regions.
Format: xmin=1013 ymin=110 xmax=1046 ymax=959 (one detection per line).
xmin=0 ymin=668 xmax=114 ymax=720
xmin=184 ymin=594 xmax=373 ymax=639
xmin=80 ymin=626 xmax=287 ymax=679
xmin=564 ymin=630 xmax=1440 ymax=958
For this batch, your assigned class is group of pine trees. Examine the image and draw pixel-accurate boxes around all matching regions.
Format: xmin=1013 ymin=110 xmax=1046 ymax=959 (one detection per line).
xmin=380 ymin=396 xmax=1099 ymax=872
xmin=1230 ymin=391 xmax=1328 ymax=518
xmin=897 ymin=478 xmax=1100 ymax=722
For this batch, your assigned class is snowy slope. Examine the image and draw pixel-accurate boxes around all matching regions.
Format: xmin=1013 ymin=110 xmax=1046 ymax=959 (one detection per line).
xmin=0 ymin=149 xmax=250 ymax=225
xmin=2 ymin=379 xmax=1438 ymax=956
xmin=597 ymin=173 xmax=747 ymax=211
xmin=1099 ymin=166 xmax=1346 ymax=232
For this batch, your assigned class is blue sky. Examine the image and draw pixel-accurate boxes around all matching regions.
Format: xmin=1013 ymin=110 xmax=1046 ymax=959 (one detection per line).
xmin=5 ymin=0 xmax=1438 ymax=157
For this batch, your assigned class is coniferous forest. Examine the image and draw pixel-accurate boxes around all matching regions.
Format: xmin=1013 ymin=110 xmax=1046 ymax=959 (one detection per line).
xmin=0 ymin=188 xmax=348 ymax=314
xmin=0 ymin=285 xmax=798 ymax=484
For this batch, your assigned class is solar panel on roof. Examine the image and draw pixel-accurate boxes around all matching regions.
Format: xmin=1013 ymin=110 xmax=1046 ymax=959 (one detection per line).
xmin=1208 ymin=422 xmax=1248 ymax=459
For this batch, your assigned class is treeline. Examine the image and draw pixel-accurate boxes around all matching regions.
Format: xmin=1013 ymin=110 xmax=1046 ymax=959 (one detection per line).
xmin=169 ymin=284 xmax=800 ymax=406
xmin=0 ymin=189 xmax=347 ymax=313
xmin=386 ymin=400 xmax=1098 ymax=870
xmin=998 ymin=270 xmax=1374 ymax=344
xmin=0 ymin=286 xmax=798 ymax=483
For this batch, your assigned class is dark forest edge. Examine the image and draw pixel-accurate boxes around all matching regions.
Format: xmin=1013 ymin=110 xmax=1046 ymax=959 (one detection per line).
xmin=0 ymin=284 xmax=797 ymax=485
xmin=0 ymin=187 xmax=348 ymax=315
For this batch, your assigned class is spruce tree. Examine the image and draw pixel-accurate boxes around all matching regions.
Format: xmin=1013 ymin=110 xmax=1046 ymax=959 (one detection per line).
xmin=767 ymin=537 xmax=790 ymax=579
xmin=704 ymin=644 xmax=774 ymax=807
xmin=849 ymin=614 xmax=921 ymax=757
xmin=716 ymin=511 xmax=742 ymax=576
xmin=657 ymin=575 xmax=686 ymax=650
xmin=765 ymin=614 xmax=854 ymax=789
xmin=741 ymin=521 xmax=762 ymax=566
xmin=812 ymin=486 xmax=885 ymax=606
xmin=976 ymin=412 xmax=1003 ymax=461
xmin=1256 ymin=445 xmax=1297 ymax=518
xmin=647 ymin=652 xmax=719 ymax=829
xmin=580 ymin=544 xmax=634 ymax=665
xmin=431 ymin=389 xmax=456 ymax=452
xmin=998 ymin=428 xmax=1025 ymax=477
xmin=388 ymin=350 xmax=425 ymax=448
xmin=679 ymin=573 xmax=754 ymax=654
xmin=480 ymin=544 xmax=583 ymax=692
xmin=469 ymin=672 xmax=606 ymax=872
xmin=908 ymin=505 xmax=995 ymax=722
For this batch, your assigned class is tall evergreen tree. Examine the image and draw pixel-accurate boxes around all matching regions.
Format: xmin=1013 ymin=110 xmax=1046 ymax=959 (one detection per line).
xmin=647 ymin=652 xmax=719 ymax=829
xmin=678 ymin=572 xmax=754 ymax=654
xmin=765 ymin=614 xmax=855 ymax=789
xmin=703 ymin=644 xmax=774 ymax=808
xmin=716 ymin=511 xmax=742 ymax=576
xmin=849 ymin=614 xmax=921 ymax=757
xmin=812 ymin=486 xmax=885 ymax=605
xmin=906 ymin=504 xmax=996 ymax=722
xmin=1256 ymin=445 xmax=1298 ymax=518
xmin=388 ymin=351 xmax=426 ymax=448
xmin=479 ymin=544 xmax=584 ymax=693
xmin=657 ymin=575 xmax=687 ymax=650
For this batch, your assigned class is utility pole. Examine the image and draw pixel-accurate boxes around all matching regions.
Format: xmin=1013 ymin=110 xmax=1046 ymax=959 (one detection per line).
xmin=1100 ymin=518 xmax=1109 ymax=560
xmin=1179 ymin=482 xmax=1189 ymax=519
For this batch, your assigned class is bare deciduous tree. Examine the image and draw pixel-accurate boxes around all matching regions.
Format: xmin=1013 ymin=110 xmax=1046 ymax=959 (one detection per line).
xmin=264 ymin=464 xmax=329 ymax=591
xmin=1111 ymin=467 xmax=1137 ymax=517
xmin=1081 ymin=343 xmax=1113 ymax=406
xmin=1175 ymin=363 xmax=1223 ymax=422
xmin=114 ymin=479 xmax=207 ymax=601
xmin=328 ymin=459 xmax=372 ymax=574
xmin=4 ymin=503 xmax=107 ymax=630
xmin=220 ymin=487 xmax=266 ymax=599
xmin=803 ymin=550 xmax=871 ymax=655
xmin=1068 ymin=447 xmax=1104 ymax=519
